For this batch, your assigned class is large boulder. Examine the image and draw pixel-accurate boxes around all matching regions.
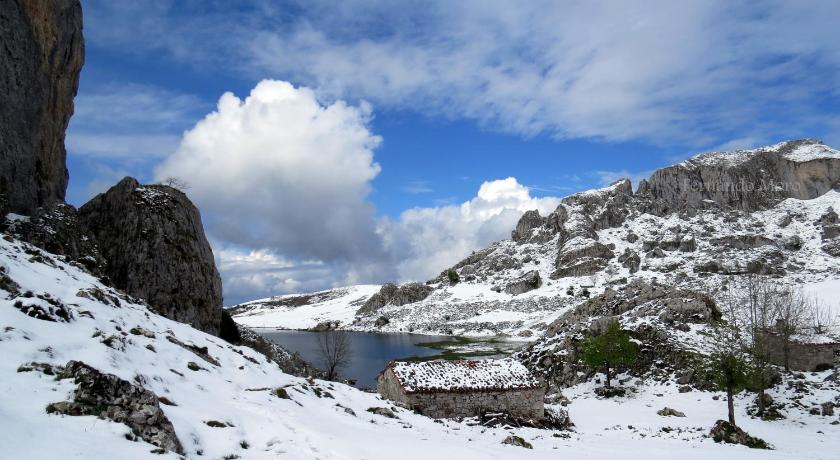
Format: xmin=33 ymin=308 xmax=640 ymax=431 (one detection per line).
xmin=357 ymin=282 xmax=433 ymax=315
xmin=0 ymin=0 xmax=84 ymax=216
xmin=47 ymin=361 xmax=183 ymax=455
xmin=79 ymin=177 xmax=223 ymax=335
xmin=504 ymin=270 xmax=542 ymax=295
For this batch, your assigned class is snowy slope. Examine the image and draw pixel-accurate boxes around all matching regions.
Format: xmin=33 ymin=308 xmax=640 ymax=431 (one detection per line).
xmin=229 ymin=285 xmax=381 ymax=330
xmin=1 ymin=236 xmax=837 ymax=459
xmin=233 ymin=190 xmax=840 ymax=338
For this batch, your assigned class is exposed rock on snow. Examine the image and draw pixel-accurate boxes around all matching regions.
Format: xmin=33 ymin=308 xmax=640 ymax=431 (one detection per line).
xmin=358 ymin=282 xmax=434 ymax=315
xmin=640 ymin=139 xmax=840 ymax=214
xmin=709 ymin=420 xmax=771 ymax=449
xmin=4 ymin=203 xmax=103 ymax=273
xmin=0 ymin=0 xmax=83 ymax=216
xmin=657 ymin=407 xmax=686 ymax=417
xmin=47 ymin=360 xmax=184 ymax=455
xmin=519 ymin=279 xmax=720 ymax=388
xmin=505 ymin=270 xmax=542 ymax=295
xmin=234 ymin=140 xmax=840 ymax=342
xmin=79 ymin=177 xmax=223 ymax=335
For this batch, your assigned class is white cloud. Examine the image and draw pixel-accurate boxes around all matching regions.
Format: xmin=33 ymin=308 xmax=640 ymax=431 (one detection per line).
xmin=82 ymin=0 xmax=840 ymax=147
xmin=381 ymin=178 xmax=561 ymax=282
xmin=151 ymin=80 xmax=563 ymax=303
xmin=155 ymin=80 xmax=385 ymax=265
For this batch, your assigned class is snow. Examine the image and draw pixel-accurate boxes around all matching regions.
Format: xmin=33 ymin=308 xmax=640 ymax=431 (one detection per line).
xmin=389 ymin=359 xmax=540 ymax=393
xmin=0 ymin=236 xmax=837 ymax=458
xmin=231 ymin=285 xmax=381 ymax=330
xmin=233 ymin=188 xmax=840 ymax=340
xmin=782 ymin=143 xmax=840 ymax=163
xmin=684 ymin=140 xmax=840 ymax=167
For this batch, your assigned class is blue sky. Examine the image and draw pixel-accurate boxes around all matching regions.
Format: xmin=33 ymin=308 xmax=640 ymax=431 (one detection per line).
xmin=66 ymin=0 xmax=840 ymax=304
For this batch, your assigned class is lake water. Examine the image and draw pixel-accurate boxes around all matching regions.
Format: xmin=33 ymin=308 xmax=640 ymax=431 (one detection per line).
xmin=259 ymin=330 xmax=453 ymax=389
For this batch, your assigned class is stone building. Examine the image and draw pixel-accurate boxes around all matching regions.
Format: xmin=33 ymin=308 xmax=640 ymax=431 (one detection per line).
xmin=764 ymin=333 xmax=840 ymax=371
xmin=377 ymin=358 xmax=544 ymax=419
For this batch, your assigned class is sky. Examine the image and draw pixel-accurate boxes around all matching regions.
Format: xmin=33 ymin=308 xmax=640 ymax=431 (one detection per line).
xmin=66 ymin=0 xmax=840 ymax=305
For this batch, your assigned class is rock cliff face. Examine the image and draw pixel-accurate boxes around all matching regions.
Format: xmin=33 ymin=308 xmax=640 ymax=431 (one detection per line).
xmin=79 ymin=177 xmax=223 ymax=335
xmin=0 ymin=0 xmax=83 ymax=215
xmin=638 ymin=139 xmax=840 ymax=215
xmin=358 ymin=282 xmax=433 ymax=315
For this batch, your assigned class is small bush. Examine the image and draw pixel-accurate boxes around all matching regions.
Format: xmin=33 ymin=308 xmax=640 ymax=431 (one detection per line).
xmin=447 ymin=269 xmax=460 ymax=285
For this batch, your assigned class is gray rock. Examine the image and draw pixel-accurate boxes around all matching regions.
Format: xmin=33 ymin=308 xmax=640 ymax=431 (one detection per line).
xmin=5 ymin=203 xmax=103 ymax=273
xmin=366 ymin=406 xmax=397 ymax=418
xmin=0 ymin=0 xmax=83 ymax=216
xmin=822 ymin=402 xmax=835 ymax=417
xmin=358 ymin=282 xmax=433 ymax=315
xmin=676 ymin=369 xmax=694 ymax=385
xmin=511 ymin=210 xmax=547 ymax=243
xmin=639 ymin=139 xmax=840 ymax=214
xmin=553 ymin=241 xmax=614 ymax=278
xmin=618 ymin=249 xmax=641 ymax=273
xmin=504 ymin=270 xmax=542 ymax=295
xmin=47 ymin=361 xmax=183 ymax=454
xmin=79 ymin=177 xmax=223 ymax=335
xmin=501 ymin=435 xmax=532 ymax=449
xmin=657 ymin=407 xmax=686 ymax=417
xmin=709 ymin=420 xmax=770 ymax=449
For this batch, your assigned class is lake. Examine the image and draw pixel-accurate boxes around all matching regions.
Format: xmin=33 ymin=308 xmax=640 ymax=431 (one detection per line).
xmin=259 ymin=330 xmax=461 ymax=389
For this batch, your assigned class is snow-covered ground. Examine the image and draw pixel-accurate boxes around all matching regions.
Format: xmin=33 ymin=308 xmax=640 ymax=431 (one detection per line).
xmin=2 ymin=228 xmax=837 ymax=458
xmin=231 ymin=285 xmax=381 ymax=330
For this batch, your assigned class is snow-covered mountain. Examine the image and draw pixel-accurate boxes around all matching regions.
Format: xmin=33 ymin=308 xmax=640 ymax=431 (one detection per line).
xmin=231 ymin=139 xmax=840 ymax=337
xmin=3 ymin=232 xmax=839 ymax=459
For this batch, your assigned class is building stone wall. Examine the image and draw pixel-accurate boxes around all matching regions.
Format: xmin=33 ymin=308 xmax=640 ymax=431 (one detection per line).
xmin=764 ymin=334 xmax=839 ymax=371
xmin=376 ymin=368 xmax=544 ymax=420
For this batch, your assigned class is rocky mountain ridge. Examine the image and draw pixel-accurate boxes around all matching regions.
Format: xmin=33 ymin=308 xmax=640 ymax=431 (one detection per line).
xmin=231 ymin=139 xmax=840 ymax=339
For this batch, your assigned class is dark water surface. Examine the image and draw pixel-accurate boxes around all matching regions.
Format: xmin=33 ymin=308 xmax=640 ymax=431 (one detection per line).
xmin=259 ymin=330 xmax=452 ymax=389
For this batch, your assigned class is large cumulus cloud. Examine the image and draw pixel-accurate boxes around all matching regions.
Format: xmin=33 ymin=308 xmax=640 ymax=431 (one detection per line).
xmin=156 ymin=81 xmax=560 ymax=304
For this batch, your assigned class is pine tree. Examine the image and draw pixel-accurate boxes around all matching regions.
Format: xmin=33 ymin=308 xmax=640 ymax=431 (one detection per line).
xmin=582 ymin=320 xmax=638 ymax=388
xmin=447 ymin=269 xmax=460 ymax=285
xmin=706 ymin=319 xmax=751 ymax=426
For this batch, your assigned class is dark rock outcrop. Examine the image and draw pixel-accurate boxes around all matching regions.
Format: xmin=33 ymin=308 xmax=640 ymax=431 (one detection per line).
xmin=79 ymin=177 xmax=223 ymax=335
xmin=709 ymin=420 xmax=771 ymax=449
xmin=512 ymin=210 xmax=555 ymax=244
xmin=358 ymin=282 xmax=433 ymax=315
xmin=638 ymin=139 xmax=840 ymax=215
xmin=47 ymin=360 xmax=184 ymax=454
xmin=553 ymin=240 xmax=614 ymax=278
xmin=4 ymin=203 xmax=103 ymax=273
xmin=0 ymin=0 xmax=84 ymax=216
xmin=562 ymin=178 xmax=634 ymax=230
xmin=504 ymin=270 xmax=542 ymax=295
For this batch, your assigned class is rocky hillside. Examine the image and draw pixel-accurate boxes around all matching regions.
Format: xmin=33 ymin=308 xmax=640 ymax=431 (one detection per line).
xmin=0 ymin=0 xmax=229 ymax=338
xmin=0 ymin=0 xmax=83 ymax=216
xmin=3 ymin=228 xmax=839 ymax=459
xmin=232 ymin=140 xmax=840 ymax=337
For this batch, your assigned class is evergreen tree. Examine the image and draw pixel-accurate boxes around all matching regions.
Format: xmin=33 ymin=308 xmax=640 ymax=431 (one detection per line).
xmin=447 ymin=269 xmax=460 ymax=285
xmin=582 ymin=320 xmax=638 ymax=388
xmin=706 ymin=321 xmax=751 ymax=426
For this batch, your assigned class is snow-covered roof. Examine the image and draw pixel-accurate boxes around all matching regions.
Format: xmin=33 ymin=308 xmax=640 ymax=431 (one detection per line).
xmin=385 ymin=358 xmax=541 ymax=394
